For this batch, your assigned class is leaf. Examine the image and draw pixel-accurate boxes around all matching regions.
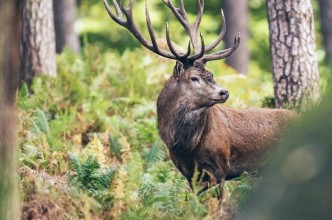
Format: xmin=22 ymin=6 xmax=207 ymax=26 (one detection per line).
xmin=144 ymin=142 xmax=166 ymax=168
xmin=32 ymin=109 xmax=50 ymax=135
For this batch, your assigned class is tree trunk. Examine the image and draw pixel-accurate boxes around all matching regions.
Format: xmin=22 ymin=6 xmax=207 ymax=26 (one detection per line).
xmin=53 ymin=0 xmax=80 ymax=54
xmin=318 ymin=0 xmax=332 ymax=65
xmin=266 ymin=0 xmax=320 ymax=113
xmin=222 ymin=0 xmax=249 ymax=74
xmin=21 ymin=0 xmax=57 ymax=86
xmin=0 ymin=0 xmax=20 ymax=219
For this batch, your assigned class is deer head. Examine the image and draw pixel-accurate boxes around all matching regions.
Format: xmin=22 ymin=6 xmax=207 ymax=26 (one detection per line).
xmin=171 ymin=61 xmax=230 ymax=110
xmin=103 ymin=0 xmax=240 ymax=108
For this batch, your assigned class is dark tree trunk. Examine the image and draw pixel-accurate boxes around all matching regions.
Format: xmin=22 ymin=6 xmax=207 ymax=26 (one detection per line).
xmin=21 ymin=0 xmax=57 ymax=85
xmin=318 ymin=0 xmax=332 ymax=65
xmin=222 ymin=0 xmax=249 ymax=74
xmin=0 ymin=0 xmax=20 ymax=219
xmin=266 ymin=0 xmax=320 ymax=113
xmin=53 ymin=0 xmax=80 ymax=54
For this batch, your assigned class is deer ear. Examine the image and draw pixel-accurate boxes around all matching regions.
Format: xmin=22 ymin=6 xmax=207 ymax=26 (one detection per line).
xmin=173 ymin=61 xmax=184 ymax=79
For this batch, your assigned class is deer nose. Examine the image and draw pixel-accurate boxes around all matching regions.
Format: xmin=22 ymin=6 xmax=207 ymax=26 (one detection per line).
xmin=219 ymin=89 xmax=229 ymax=97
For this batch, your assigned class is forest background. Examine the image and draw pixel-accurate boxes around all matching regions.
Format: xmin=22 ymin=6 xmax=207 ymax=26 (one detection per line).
xmin=1 ymin=0 xmax=332 ymax=219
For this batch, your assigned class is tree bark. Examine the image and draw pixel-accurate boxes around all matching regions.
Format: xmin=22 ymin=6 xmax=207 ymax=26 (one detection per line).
xmin=222 ymin=0 xmax=249 ymax=74
xmin=21 ymin=0 xmax=57 ymax=85
xmin=266 ymin=0 xmax=320 ymax=113
xmin=318 ymin=0 xmax=332 ymax=65
xmin=0 ymin=0 xmax=20 ymax=219
xmin=53 ymin=0 xmax=80 ymax=54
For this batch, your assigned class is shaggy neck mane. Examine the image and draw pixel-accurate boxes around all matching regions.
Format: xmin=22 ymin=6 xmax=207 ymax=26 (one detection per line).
xmin=157 ymin=77 xmax=209 ymax=152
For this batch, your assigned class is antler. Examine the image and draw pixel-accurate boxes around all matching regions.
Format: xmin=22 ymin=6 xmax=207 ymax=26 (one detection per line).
xmin=104 ymin=0 xmax=177 ymax=60
xmin=103 ymin=0 xmax=240 ymax=64
xmin=201 ymin=33 xmax=241 ymax=63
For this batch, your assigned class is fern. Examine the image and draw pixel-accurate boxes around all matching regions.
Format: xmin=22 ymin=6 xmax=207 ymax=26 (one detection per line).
xmin=69 ymin=154 xmax=115 ymax=193
xmin=82 ymin=134 xmax=107 ymax=168
xmin=126 ymin=151 xmax=143 ymax=192
xmin=143 ymin=141 xmax=166 ymax=169
xmin=21 ymin=144 xmax=38 ymax=160
xmin=32 ymin=109 xmax=50 ymax=136
xmin=109 ymin=134 xmax=122 ymax=159
xmin=17 ymin=83 xmax=36 ymax=110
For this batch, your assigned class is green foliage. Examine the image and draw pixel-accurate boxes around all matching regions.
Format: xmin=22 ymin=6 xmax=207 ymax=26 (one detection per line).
xmin=17 ymin=0 xmax=330 ymax=219
xmin=16 ymin=23 xmax=278 ymax=220
xmin=261 ymin=96 xmax=275 ymax=108
xmin=143 ymin=141 xmax=166 ymax=169
xmin=69 ymin=155 xmax=115 ymax=206
xmin=69 ymin=155 xmax=115 ymax=192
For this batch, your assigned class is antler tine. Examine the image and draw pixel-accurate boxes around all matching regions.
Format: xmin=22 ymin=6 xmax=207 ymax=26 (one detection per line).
xmin=166 ymin=23 xmax=193 ymax=60
xmin=191 ymin=0 xmax=204 ymax=53
xmin=104 ymin=0 xmax=181 ymax=60
xmin=103 ymin=0 xmax=125 ymax=25
xmin=119 ymin=0 xmax=125 ymax=13
xmin=166 ymin=22 xmax=180 ymax=58
xmin=128 ymin=0 xmax=134 ymax=13
xmin=162 ymin=0 xmax=190 ymax=29
xmin=112 ymin=0 xmax=123 ymax=17
xmin=205 ymin=9 xmax=227 ymax=52
xmin=145 ymin=0 xmax=159 ymax=50
xmin=163 ymin=0 xmax=206 ymax=56
xmin=193 ymin=0 xmax=204 ymax=38
xmin=183 ymin=40 xmax=192 ymax=58
xmin=201 ymin=33 xmax=240 ymax=63
xmin=119 ymin=0 xmax=132 ymax=17
xmin=179 ymin=0 xmax=188 ymax=21
xmin=189 ymin=32 xmax=205 ymax=61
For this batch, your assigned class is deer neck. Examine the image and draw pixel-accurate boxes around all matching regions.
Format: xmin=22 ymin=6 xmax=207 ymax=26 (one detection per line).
xmin=157 ymin=77 xmax=209 ymax=152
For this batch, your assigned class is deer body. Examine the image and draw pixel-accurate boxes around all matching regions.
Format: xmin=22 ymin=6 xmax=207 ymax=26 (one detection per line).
xmin=103 ymin=0 xmax=296 ymax=195
xmin=157 ymin=71 xmax=296 ymax=191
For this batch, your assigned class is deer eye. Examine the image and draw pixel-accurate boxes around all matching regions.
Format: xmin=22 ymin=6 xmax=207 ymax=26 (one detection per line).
xmin=191 ymin=77 xmax=199 ymax=82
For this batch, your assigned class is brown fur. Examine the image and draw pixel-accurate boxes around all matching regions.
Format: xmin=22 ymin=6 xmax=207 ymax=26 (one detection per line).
xmin=157 ymin=61 xmax=296 ymax=194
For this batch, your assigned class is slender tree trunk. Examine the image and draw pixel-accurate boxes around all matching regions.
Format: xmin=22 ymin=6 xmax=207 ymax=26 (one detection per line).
xmin=0 ymin=0 xmax=20 ymax=219
xmin=318 ymin=0 xmax=332 ymax=65
xmin=21 ymin=0 xmax=57 ymax=85
xmin=53 ymin=0 xmax=80 ymax=54
xmin=266 ymin=0 xmax=320 ymax=113
xmin=222 ymin=0 xmax=249 ymax=74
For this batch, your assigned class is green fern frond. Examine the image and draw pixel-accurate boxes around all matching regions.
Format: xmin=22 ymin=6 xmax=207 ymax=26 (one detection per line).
xmin=144 ymin=142 xmax=166 ymax=168
xmin=109 ymin=135 xmax=122 ymax=160
xmin=21 ymin=144 xmax=38 ymax=159
xmin=69 ymin=154 xmax=81 ymax=175
xmin=69 ymin=154 xmax=114 ymax=192
xmin=32 ymin=109 xmax=50 ymax=135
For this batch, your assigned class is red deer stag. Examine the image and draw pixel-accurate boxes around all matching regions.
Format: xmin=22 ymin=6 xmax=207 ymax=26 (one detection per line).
xmin=103 ymin=0 xmax=296 ymax=196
